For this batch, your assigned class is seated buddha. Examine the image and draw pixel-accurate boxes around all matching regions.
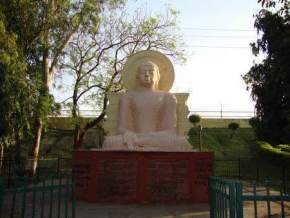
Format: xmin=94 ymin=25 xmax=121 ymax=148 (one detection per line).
xmin=103 ymin=50 xmax=191 ymax=151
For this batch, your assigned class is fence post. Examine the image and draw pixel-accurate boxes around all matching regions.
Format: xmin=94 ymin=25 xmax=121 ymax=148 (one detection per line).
xmin=235 ymin=182 xmax=244 ymax=218
xmin=72 ymin=174 xmax=76 ymax=218
xmin=229 ymin=181 xmax=236 ymax=217
xmin=256 ymin=166 xmax=259 ymax=181
xmin=0 ymin=177 xmax=3 ymax=217
xmin=238 ymin=158 xmax=241 ymax=180
xmin=208 ymin=177 xmax=215 ymax=218
xmin=57 ymin=156 xmax=60 ymax=176
xmin=8 ymin=157 xmax=11 ymax=188
xmin=198 ymin=125 xmax=203 ymax=152
xmin=282 ymin=166 xmax=286 ymax=194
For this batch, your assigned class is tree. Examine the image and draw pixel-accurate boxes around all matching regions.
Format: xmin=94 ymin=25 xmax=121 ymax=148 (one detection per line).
xmin=0 ymin=18 xmax=35 ymax=171
xmin=243 ymin=0 xmax=290 ymax=145
xmin=57 ymin=7 xmax=187 ymax=148
xmin=188 ymin=114 xmax=202 ymax=150
xmin=189 ymin=114 xmax=201 ymax=127
xmin=0 ymin=0 xmax=125 ymax=172
xmin=228 ymin=122 xmax=239 ymax=139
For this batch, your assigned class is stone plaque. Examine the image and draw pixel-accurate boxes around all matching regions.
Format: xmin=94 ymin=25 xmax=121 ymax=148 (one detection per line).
xmin=96 ymin=159 xmax=137 ymax=201
xmin=146 ymin=159 xmax=189 ymax=202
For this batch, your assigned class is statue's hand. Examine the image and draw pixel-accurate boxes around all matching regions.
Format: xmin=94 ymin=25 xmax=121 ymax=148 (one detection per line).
xmin=123 ymin=131 xmax=137 ymax=150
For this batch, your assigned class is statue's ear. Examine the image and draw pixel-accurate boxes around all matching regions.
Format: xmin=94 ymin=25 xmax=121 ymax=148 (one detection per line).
xmin=136 ymin=72 xmax=140 ymax=80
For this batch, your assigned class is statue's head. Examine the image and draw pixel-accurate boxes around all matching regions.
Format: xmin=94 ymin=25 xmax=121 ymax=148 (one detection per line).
xmin=136 ymin=60 xmax=160 ymax=89
xmin=122 ymin=50 xmax=175 ymax=91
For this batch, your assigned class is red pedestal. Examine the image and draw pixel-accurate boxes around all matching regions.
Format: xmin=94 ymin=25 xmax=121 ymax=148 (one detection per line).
xmin=73 ymin=150 xmax=214 ymax=203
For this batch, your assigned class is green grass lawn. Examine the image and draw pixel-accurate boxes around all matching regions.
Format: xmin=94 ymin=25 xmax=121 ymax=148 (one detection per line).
xmin=187 ymin=127 xmax=289 ymax=181
xmin=189 ymin=127 xmax=257 ymax=160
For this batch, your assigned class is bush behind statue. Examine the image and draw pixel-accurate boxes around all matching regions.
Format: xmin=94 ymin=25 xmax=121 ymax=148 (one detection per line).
xmin=228 ymin=122 xmax=239 ymax=139
xmin=188 ymin=114 xmax=201 ymax=126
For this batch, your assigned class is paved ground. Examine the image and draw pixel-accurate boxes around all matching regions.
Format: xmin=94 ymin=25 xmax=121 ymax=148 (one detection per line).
xmin=76 ymin=203 xmax=210 ymax=218
xmin=75 ymin=201 xmax=290 ymax=218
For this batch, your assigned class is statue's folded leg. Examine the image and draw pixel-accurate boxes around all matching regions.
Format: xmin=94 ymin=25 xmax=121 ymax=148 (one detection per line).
xmin=136 ymin=133 xmax=192 ymax=151
xmin=103 ymin=133 xmax=192 ymax=151
xmin=103 ymin=135 xmax=128 ymax=150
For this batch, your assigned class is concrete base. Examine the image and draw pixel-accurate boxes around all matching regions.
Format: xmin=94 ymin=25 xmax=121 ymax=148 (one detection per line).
xmin=73 ymin=150 xmax=214 ymax=203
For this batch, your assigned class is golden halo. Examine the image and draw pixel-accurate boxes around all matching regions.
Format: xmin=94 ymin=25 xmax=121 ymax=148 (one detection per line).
xmin=122 ymin=50 xmax=175 ymax=91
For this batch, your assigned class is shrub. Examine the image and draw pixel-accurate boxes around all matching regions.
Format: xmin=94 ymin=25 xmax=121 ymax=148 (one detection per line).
xmin=228 ymin=122 xmax=239 ymax=138
xmin=228 ymin=122 xmax=239 ymax=131
xmin=277 ymin=144 xmax=290 ymax=153
xmin=189 ymin=114 xmax=201 ymax=126
xmin=249 ymin=117 xmax=259 ymax=128
xmin=257 ymin=141 xmax=290 ymax=166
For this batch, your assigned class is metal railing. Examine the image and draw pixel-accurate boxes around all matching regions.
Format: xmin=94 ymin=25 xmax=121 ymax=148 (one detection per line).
xmin=209 ymin=177 xmax=290 ymax=218
xmin=0 ymin=172 xmax=75 ymax=218
xmin=56 ymin=109 xmax=255 ymax=119
xmin=0 ymin=157 xmax=72 ymax=188
xmin=189 ymin=110 xmax=255 ymax=119
xmin=214 ymin=159 xmax=290 ymax=193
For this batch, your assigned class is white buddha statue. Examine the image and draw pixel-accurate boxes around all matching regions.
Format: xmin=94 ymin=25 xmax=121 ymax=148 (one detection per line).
xmin=103 ymin=51 xmax=191 ymax=151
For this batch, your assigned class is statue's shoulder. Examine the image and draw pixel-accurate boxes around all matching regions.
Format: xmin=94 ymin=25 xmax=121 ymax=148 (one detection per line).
xmin=162 ymin=91 xmax=176 ymax=99
xmin=156 ymin=91 xmax=177 ymax=103
xmin=120 ymin=91 xmax=135 ymax=101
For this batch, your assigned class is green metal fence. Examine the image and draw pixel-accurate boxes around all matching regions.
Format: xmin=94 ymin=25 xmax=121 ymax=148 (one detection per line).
xmin=0 ymin=173 xmax=75 ymax=218
xmin=209 ymin=176 xmax=290 ymax=218
xmin=0 ymin=157 xmax=72 ymax=188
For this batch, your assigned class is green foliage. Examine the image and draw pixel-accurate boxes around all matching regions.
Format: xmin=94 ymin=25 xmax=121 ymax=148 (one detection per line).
xmin=228 ymin=122 xmax=239 ymax=139
xmin=257 ymin=141 xmax=290 ymax=166
xmin=276 ymin=144 xmax=290 ymax=152
xmin=228 ymin=122 xmax=239 ymax=131
xmin=187 ymin=127 xmax=198 ymax=147
xmin=243 ymin=5 xmax=290 ymax=145
xmin=188 ymin=114 xmax=201 ymax=126
xmin=0 ymin=18 xmax=34 ymax=151
xmin=228 ymin=123 xmax=240 ymax=131
xmin=248 ymin=117 xmax=259 ymax=128
xmin=36 ymin=93 xmax=61 ymax=128
xmin=0 ymin=0 xmax=124 ymax=155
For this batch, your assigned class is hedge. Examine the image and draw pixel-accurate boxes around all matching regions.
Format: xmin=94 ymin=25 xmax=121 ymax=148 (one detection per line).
xmin=257 ymin=141 xmax=290 ymax=166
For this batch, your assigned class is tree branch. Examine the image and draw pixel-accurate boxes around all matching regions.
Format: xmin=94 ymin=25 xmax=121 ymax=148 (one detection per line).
xmin=76 ymin=84 xmax=106 ymax=102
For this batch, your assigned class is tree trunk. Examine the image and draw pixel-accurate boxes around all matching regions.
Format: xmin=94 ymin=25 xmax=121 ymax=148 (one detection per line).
xmin=30 ymin=44 xmax=49 ymax=174
xmin=77 ymin=130 xmax=86 ymax=149
xmin=74 ymin=95 xmax=108 ymax=148
xmin=31 ymin=118 xmax=43 ymax=175
xmin=0 ymin=143 xmax=3 ymax=175
xmin=73 ymin=124 xmax=81 ymax=149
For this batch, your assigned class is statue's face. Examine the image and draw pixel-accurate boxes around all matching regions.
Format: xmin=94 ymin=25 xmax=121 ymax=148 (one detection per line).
xmin=137 ymin=61 xmax=159 ymax=89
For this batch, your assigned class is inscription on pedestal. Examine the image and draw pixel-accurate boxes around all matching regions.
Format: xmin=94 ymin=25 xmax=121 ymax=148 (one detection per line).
xmin=73 ymin=151 xmax=214 ymax=203
xmin=74 ymin=162 xmax=90 ymax=192
xmin=96 ymin=159 xmax=137 ymax=201
xmin=191 ymin=157 xmax=213 ymax=202
xmin=147 ymin=160 xmax=189 ymax=201
xmin=194 ymin=158 xmax=213 ymax=186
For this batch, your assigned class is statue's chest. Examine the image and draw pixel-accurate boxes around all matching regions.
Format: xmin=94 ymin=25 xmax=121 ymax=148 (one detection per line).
xmin=130 ymin=94 xmax=165 ymax=114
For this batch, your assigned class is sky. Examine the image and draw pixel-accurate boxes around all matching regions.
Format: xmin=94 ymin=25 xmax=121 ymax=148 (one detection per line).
xmin=125 ymin=0 xmax=262 ymax=116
